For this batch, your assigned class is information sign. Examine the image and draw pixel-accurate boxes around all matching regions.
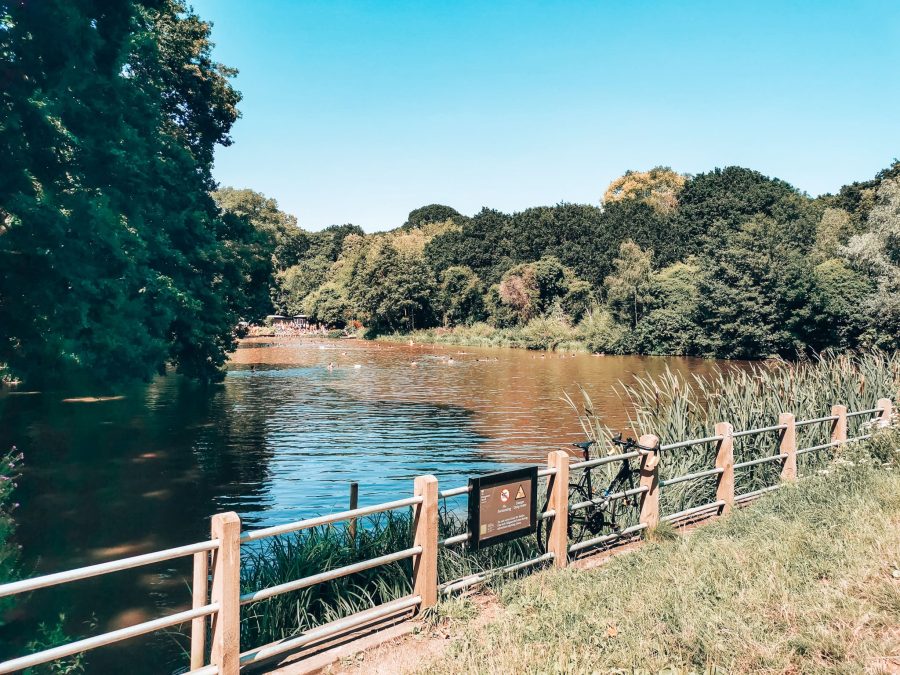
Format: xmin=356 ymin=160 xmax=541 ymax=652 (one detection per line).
xmin=467 ymin=466 xmax=538 ymax=550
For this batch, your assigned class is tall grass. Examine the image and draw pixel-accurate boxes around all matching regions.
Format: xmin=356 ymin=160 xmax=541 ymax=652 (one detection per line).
xmin=239 ymin=507 xmax=540 ymax=648
xmin=567 ymin=350 xmax=899 ymax=518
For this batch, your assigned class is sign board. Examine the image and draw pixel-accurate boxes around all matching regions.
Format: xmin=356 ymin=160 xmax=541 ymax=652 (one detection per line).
xmin=467 ymin=466 xmax=538 ymax=550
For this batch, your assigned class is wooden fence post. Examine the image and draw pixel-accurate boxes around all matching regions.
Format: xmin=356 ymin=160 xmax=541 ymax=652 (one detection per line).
xmin=413 ymin=475 xmax=438 ymax=610
xmin=637 ymin=434 xmax=660 ymax=529
xmin=210 ymin=512 xmax=241 ymax=675
xmin=190 ymin=550 xmax=209 ymax=671
xmin=714 ymin=423 xmax=734 ymax=514
xmin=546 ymin=450 xmax=570 ymax=568
xmin=779 ymin=412 xmax=797 ymax=482
xmin=876 ymin=397 xmax=892 ymax=428
xmin=831 ymin=404 xmax=847 ymax=445
xmin=348 ymin=482 xmax=359 ymax=540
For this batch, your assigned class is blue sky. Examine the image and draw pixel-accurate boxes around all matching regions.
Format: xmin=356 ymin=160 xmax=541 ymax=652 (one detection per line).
xmin=193 ymin=1 xmax=900 ymax=231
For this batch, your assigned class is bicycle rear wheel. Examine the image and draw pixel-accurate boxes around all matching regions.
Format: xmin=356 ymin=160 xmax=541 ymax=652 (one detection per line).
xmin=601 ymin=472 xmax=640 ymax=533
xmin=536 ymin=483 xmax=594 ymax=553
xmin=567 ymin=483 xmax=600 ymax=548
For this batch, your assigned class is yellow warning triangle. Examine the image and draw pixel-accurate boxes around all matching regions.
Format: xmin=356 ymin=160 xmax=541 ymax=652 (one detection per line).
xmin=515 ymin=485 xmax=525 ymax=499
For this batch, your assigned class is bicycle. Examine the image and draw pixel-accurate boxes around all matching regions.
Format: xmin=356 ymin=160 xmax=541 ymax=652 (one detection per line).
xmin=536 ymin=434 xmax=657 ymax=553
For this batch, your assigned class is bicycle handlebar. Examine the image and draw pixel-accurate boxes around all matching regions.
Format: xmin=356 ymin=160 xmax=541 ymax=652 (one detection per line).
xmin=569 ymin=435 xmax=659 ymax=459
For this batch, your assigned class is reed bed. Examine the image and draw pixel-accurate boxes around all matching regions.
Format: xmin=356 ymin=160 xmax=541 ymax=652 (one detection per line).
xmin=568 ymin=349 xmax=899 ymax=517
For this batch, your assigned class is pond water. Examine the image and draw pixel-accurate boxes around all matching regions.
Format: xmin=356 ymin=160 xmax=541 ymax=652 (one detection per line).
xmin=0 ymin=338 xmax=728 ymax=672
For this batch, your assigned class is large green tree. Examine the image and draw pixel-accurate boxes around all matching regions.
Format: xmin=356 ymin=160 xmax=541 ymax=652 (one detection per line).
xmin=438 ymin=266 xmax=485 ymax=327
xmin=603 ymin=241 xmax=654 ymax=329
xmin=348 ymin=243 xmax=437 ymax=333
xmin=697 ymin=217 xmax=825 ymax=358
xmin=673 ymin=166 xmax=817 ymax=257
xmin=0 ymin=0 xmax=249 ymax=385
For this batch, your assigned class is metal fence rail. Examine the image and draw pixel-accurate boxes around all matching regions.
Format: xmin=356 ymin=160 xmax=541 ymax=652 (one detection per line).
xmin=440 ymin=552 xmax=556 ymax=594
xmin=0 ymin=539 xmax=219 ymax=599
xmin=795 ymin=414 xmax=838 ymax=427
xmin=240 ymin=495 xmax=423 ymax=543
xmin=735 ymin=484 xmax=782 ymax=504
xmin=239 ymin=547 xmax=422 ymax=606
xmin=0 ymin=604 xmax=220 ymax=675
xmin=661 ymin=500 xmax=727 ymax=524
xmin=570 ymin=450 xmax=640 ymax=470
xmin=659 ymin=466 xmax=723 ymax=487
xmin=732 ymin=423 xmax=787 ymax=438
xmin=734 ymin=453 xmax=787 ymax=470
xmin=239 ymin=595 xmax=422 ymax=667
xmin=846 ymin=407 xmax=883 ymax=418
xmin=660 ymin=434 xmax=723 ymax=451
xmin=568 ymin=523 xmax=648 ymax=554
xmin=569 ymin=485 xmax=648 ymax=512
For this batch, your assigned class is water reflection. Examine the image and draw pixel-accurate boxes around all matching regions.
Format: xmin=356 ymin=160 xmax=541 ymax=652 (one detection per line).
xmin=0 ymin=337 xmax=728 ymax=673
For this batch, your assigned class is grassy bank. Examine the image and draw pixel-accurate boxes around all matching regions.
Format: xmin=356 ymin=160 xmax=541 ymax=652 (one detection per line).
xmin=379 ymin=318 xmax=601 ymax=352
xmin=426 ymin=429 xmax=900 ymax=674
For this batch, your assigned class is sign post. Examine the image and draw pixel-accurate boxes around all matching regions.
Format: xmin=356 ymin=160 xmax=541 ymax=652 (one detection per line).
xmin=467 ymin=467 xmax=538 ymax=550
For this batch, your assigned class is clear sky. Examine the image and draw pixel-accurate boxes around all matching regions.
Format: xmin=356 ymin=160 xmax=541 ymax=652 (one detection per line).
xmin=192 ymin=0 xmax=900 ymax=232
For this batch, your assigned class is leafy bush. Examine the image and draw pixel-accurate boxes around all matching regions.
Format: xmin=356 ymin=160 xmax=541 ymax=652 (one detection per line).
xmin=520 ymin=313 xmax=577 ymax=351
xmin=630 ymin=308 xmax=699 ymax=355
xmin=577 ymin=308 xmax=626 ymax=354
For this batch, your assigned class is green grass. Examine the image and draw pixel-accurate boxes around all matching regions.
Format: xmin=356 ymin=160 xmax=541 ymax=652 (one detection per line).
xmin=425 ymin=429 xmax=900 ymax=674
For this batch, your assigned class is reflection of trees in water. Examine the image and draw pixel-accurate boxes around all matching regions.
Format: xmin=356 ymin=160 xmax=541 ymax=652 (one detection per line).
xmin=0 ymin=373 xmax=277 ymax=673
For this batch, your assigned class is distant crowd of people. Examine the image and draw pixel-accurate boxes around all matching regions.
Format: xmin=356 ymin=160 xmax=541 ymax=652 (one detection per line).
xmin=245 ymin=321 xmax=338 ymax=338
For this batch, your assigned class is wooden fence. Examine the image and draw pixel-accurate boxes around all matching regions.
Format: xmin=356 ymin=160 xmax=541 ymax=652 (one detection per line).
xmin=0 ymin=397 xmax=893 ymax=674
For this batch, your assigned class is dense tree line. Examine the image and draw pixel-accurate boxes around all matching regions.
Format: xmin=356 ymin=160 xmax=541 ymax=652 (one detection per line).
xmin=228 ymin=163 xmax=900 ymax=359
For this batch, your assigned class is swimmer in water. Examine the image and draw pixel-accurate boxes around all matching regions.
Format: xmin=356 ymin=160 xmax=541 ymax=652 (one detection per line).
xmin=327 ymin=362 xmax=334 ymax=371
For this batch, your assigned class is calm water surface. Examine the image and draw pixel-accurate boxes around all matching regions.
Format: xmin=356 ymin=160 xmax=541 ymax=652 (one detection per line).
xmin=0 ymin=338 xmax=726 ymax=672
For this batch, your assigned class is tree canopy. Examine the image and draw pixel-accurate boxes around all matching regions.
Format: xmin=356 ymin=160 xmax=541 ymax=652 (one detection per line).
xmin=0 ymin=0 xmax=256 ymax=385
xmin=253 ymin=162 xmax=899 ymax=359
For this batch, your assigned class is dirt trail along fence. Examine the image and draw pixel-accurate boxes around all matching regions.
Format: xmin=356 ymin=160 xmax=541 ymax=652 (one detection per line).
xmin=0 ymin=397 xmax=893 ymax=674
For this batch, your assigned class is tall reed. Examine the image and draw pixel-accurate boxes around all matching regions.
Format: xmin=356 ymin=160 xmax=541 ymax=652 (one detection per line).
xmin=567 ymin=350 xmax=899 ymax=516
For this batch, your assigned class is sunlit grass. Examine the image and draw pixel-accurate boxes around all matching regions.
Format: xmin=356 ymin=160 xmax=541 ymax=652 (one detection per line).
xmin=426 ymin=428 xmax=900 ymax=674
